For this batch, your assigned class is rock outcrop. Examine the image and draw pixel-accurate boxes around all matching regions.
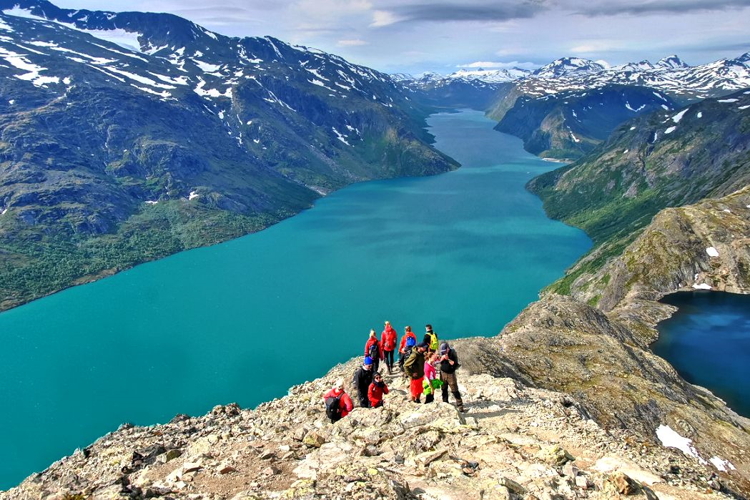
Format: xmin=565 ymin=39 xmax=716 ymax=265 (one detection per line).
xmin=465 ymin=186 xmax=750 ymax=498
xmin=1 ymin=358 xmax=740 ymax=500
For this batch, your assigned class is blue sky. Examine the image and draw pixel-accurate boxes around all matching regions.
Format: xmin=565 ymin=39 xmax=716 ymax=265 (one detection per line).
xmin=57 ymin=0 xmax=750 ymax=74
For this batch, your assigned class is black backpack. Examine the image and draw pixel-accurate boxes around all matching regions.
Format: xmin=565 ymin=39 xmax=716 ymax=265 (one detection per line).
xmin=325 ymin=395 xmax=343 ymax=423
xmin=368 ymin=342 xmax=379 ymax=360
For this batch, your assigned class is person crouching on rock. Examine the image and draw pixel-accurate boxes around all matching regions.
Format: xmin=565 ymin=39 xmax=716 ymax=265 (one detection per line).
xmin=368 ymin=371 xmax=389 ymax=408
xmin=353 ymin=356 xmax=375 ymax=407
xmin=404 ymin=342 xmax=428 ymax=403
xmin=323 ymin=379 xmax=353 ymax=423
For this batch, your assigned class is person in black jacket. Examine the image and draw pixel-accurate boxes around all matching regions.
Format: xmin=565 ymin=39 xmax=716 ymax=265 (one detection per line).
xmin=438 ymin=342 xmax=465 ymax=412
xmin=353 ymin=356 xmax=375 ymax=407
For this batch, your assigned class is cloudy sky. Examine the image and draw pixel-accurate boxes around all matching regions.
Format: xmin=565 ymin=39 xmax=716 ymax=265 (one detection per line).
xmin=57 ymin=0 xmax=749 ymax=74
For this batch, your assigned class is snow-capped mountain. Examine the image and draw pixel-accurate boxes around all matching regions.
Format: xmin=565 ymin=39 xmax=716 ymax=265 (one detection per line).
xmin=532 ymin=57 xmax=607 ymax=79
xmin=401 ymin=53 xmax=750 ymax=102
xmin=0 ymin=0 xmax=456 ymax=310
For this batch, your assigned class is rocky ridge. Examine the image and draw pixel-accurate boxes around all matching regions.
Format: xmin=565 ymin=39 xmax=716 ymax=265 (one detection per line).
xmin=1 ymin=355 xmax=741 ymax=500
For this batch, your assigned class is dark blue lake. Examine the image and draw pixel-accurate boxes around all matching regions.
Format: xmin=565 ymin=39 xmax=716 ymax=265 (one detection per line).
xmin=0 ymin=109 xmax=591 ymax=489
xmin=653 ymin=291 xmax=750 ymax=417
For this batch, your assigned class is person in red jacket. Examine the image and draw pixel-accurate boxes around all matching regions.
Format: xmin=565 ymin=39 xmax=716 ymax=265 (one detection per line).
xmin=381 ymin=320 xmax=398 ymax=374
xmin=398 ymin=325 xmax=417 ymax=373
xmin=323 ymin=379 xmax=353 ymax=421
xmin=367 ymin=372 xmax=390 ymax=408
xmin=364 ymin=329 xmax=383 ymax=375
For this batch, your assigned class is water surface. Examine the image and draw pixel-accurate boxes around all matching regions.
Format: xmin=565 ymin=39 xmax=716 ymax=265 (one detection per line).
xmin=0 ymin=109 xmax=591 ymax=488
xmin=653 ymin=291 xmax=750 ymax=417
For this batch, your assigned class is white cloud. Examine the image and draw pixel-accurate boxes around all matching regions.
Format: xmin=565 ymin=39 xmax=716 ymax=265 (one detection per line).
xmin=371 ymin=10 xmax=402 ymax=27
xmin=337 ymin=39 xmax=368 ymax=47
xmin=458 ymin=60 xmax=539 ymax=70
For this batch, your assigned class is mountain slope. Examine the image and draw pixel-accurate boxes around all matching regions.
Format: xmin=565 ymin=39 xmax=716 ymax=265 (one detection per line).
xmin=494 ymin=85 xmax=677 ymax=160
xmin=0 ymin=1 xmax=457 ymax=310
xmin=3 ymin=345 xmax=746 ymax=499
xmin=527 ymin=88 xmax=750 ymax=294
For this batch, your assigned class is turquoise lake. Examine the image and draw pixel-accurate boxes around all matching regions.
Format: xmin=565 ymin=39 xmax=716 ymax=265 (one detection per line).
xmin=0 ymin=109 xmax=592 ymax=489
xmin=653 ymin=291 xmax=750 ymax=417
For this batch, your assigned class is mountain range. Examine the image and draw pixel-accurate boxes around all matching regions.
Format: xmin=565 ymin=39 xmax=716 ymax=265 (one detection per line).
xmin=0 ymin=0 xmax=457 ymax=310
xmin=401 ymin=53 xmax=750 ymax=159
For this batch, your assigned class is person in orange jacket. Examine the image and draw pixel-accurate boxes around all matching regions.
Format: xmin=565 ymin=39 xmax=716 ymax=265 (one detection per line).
xmin=398 ymin=325 xmax=417 ymax=373
xmin=381 ymin=321 xmax=398 ymax=374
xmin=367 ymin=371 xmax=390 ymax=408
xmin=364 ymin=329 xmax=383 ymax=374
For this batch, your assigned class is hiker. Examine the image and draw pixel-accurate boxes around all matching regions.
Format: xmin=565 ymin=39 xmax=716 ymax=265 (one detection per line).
xmin=353 ymin=356 xmax=375 ymax=407
xmin=422 ymin=352 xmax=441 ymax=404
xmin=323 ymin=378 xmax=353 ymax=423
xmin=368 ymin=371 xmax=390 ymax=408
xmin=381 ymin=321 xmax=397 ymax=374
xmin=439 ymin=342 xmax=465 ymax=412
xmin=398 ymin=325 xmax=417 ymax=372
xmin=403 ymin=342 xmax=428 ymax=403
xmin=400 ymin=335 xmax=416 ymax=381
xmin=364 ymin=329 xmax=383 ymax=375
xmin=424 ymin=324 xmax=439 ymax=353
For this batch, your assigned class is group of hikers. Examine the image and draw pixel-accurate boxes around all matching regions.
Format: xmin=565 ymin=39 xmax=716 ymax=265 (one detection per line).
xmin=324 ymin=322 xmax=465 ymax=423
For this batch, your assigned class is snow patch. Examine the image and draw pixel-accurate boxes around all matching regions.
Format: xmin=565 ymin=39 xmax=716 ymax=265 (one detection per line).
xmin=718 ymin=98 xmax=738 ymax=103
xmin=0 ymin=46 xmax=60 ymax=86
xmin=569 ymin=131 xmax=580 ymax=143
xmin=332 ymin=127 xmax=351 ymax=146
xmin=739 ymin=105 xmax=750 ymax=110
xmin=697 ymin=111 xmax=703 ymax=118
xmin=693 ymin=283 xmax=712 ymax=290
xmin=625 ymin=102 xmax=645 ymax=112
xmin=710 ymin=457 xmax=736 ymax=472
xmin=664 ymin=126 xmax=676 ymax=134
xmin=102 ymin=66 xmax=175 ymax=89
xmin=660 ymin=104 xmax=669 ymax=110
xmin=671 ymin=109 xmax=688 ymax=123
xmin=629 ymin=126 xmax=636 ymax=131
xmin=145 ymin=200 xmax=159 ymax=205
xmin=192 ymin=59 xmax=222 ymax=74
xmin=656 ymin=425 xmax=706 ymax=464
xmin=189 ymin=191 xmax=200 ymax=200
xmin=706 ymin=247 xmax=720 ymax=257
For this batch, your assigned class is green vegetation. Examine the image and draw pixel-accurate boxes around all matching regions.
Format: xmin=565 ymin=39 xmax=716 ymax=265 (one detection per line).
xmin=0 ymin=202 xmax=281 ymax=311
xmin=529 ymin=90 xmax=750 ymax=296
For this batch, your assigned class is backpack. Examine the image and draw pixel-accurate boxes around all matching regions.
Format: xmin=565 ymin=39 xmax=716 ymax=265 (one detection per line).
xmin=427 ymin=332 xmax=439 ymax=351
xmin=368 ymin=342 xmax=379 ymax=359
xmin=325 ymin=395 xmax=343 ymax=423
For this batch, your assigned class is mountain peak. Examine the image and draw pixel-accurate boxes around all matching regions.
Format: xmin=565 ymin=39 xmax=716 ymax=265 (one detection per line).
xmin=656 ymin=55 xmax=689 ymax=69
xmin=533 ymin=57 xmax=606 ymax=78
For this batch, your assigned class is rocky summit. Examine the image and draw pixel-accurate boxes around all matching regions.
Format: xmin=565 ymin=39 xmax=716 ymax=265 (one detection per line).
xmin=1 ymin=354 xmax=741 ymax=500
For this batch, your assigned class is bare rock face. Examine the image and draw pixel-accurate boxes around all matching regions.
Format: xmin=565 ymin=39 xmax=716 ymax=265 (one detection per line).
xmin=0 ymin=361 xmax=741 ymax=500
xmin=477 ymin=186 xmax=750 ymax=498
